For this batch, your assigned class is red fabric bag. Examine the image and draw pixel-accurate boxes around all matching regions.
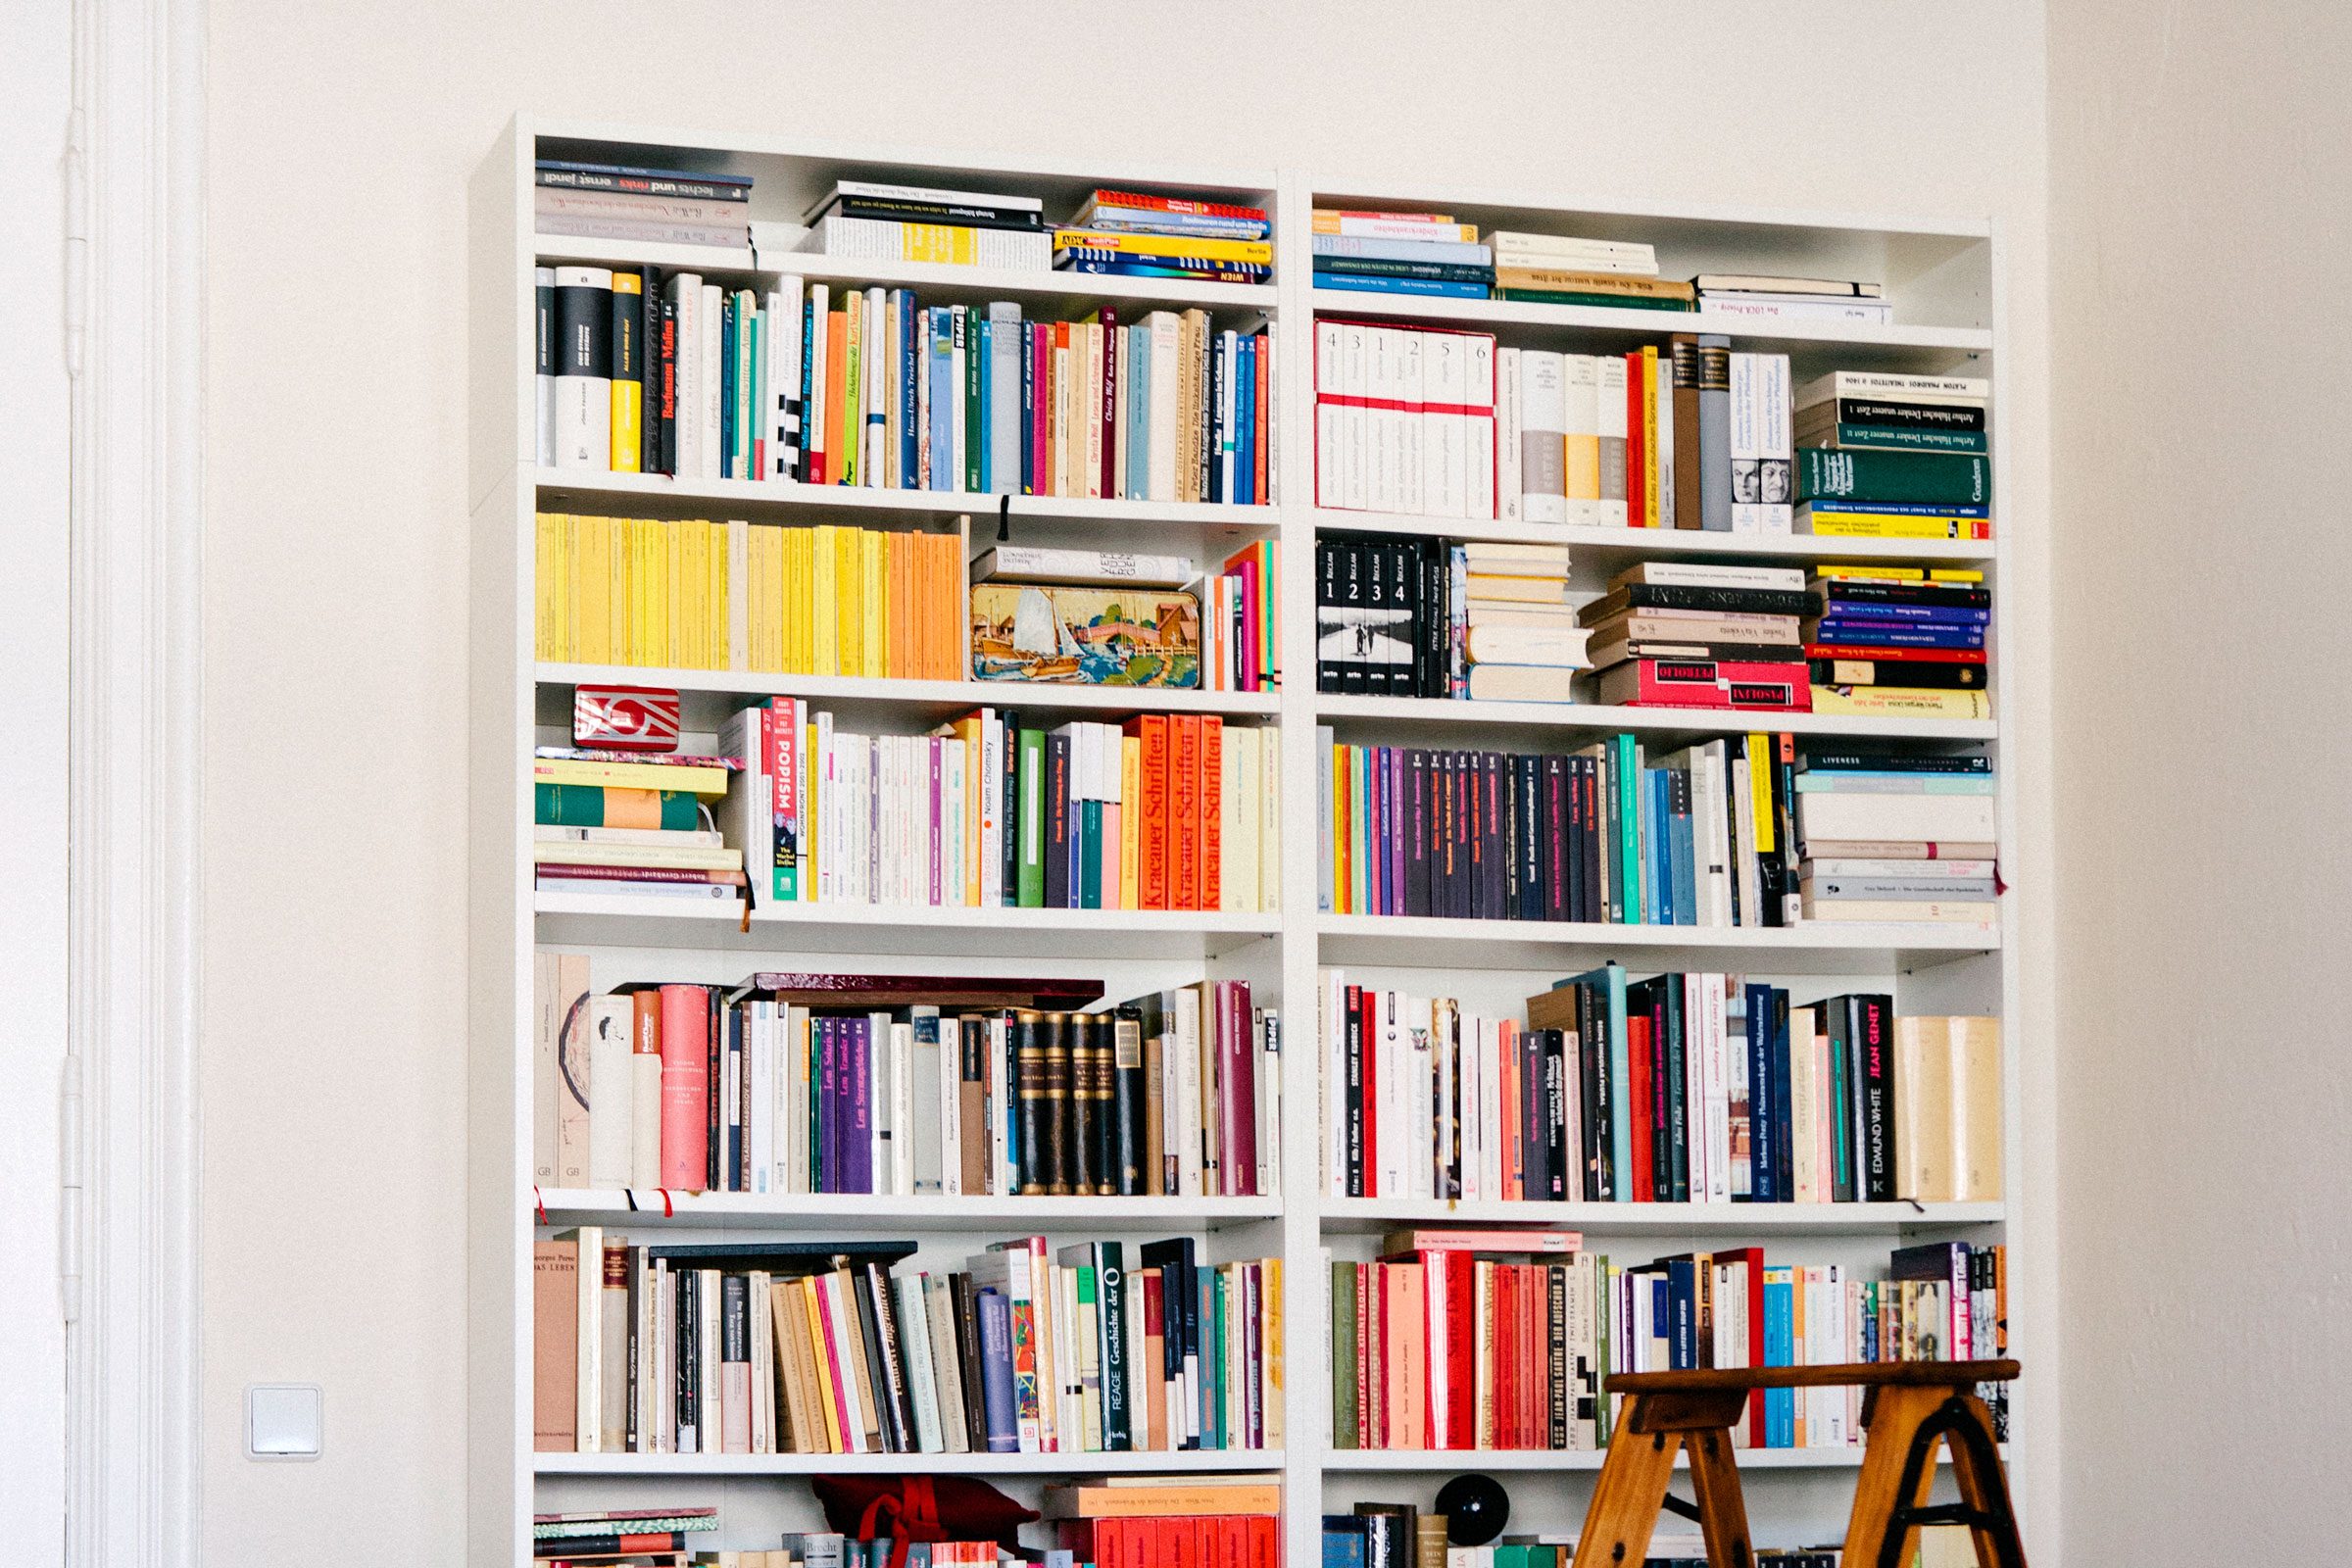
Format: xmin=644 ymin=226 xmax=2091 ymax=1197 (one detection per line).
xmin=810 ymin=1474 xmax=1040 ymax=1568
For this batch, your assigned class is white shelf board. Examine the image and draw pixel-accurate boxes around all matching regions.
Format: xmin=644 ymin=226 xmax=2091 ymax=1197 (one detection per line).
xmin=1307 ymin=509 xmax=1997 ymax=565
xmin=1307 ymin=286 xmax=1990 ymax=361
xmin=537 ymin=663 xmax=1281 ymax=719
xmin=535 ymin=1189 xmax=1283 ymax=1228
xmin=531 ymin=237 xmax=1281 ymax=313
xmin=1320 ymin=1198 xmax=2003 ymax=1236
xmin=535 ymin=466 xmax=1279 ymax=534
xmin=535 ymin=892 xmax=1280 ymax=958
xmin=1315 ymin=693 xmax=1997 ymax=743
xmin=537 ymin=1448 xmax=1284 ymax=1477
xmin=1316 ymin=912 xmax=1997 ymax=974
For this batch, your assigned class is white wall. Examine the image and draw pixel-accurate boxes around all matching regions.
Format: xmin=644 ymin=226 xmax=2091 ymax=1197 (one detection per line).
xmin=2049 ymin=1 xmax=2352 ymax=1559
xmin=201 ymin=2 xmax=2055 ymax=1559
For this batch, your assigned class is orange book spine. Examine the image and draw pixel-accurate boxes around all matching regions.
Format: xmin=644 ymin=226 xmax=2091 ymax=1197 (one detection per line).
xmin=1124 ymin=715 xmax=1170 ymax=909
xmin=884 ymin=532 xmax=907 ymax=677
xmin=1168 ymin=716 xmax=1200 ymax=910
xmin=936 ymin=532 xmax=959 ymax=680
xmin=1198 ymin=716 xmax=1222 ymax=911
xmin=824 ymin=312 xmax=849 ymax=486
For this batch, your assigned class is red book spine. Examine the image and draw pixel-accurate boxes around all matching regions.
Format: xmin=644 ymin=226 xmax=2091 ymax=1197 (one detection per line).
xmin=1357 ymin=987 xmax=1379 ymax=1197
xmin=1162 ymin=1516 xmax=1196 ymax=1568
xmin=1629 ymin=1015 xmax=1653 ymax=1203
xmin=1090 ymin=188 xmax=1269 ymax=222
xmin=1619 ymin=659 xmax=1813 ymax=710
xmin=1123 ymin=715 xmax=1170 ymax=908
xmin=1803 ymin=642 xmax=1987 ymax=663
xmin=1446 ymin=1251 xmax=1475 ymax=1448
xmin=1169 ymin=716 xmax=1201 ymax=909
xmin=1198 ymin=715 xmax=1223 ymax=911
xmin=1030 ymin=322 xmax=1052 ymax=493
xmin=658 ymin=984 xmax=710 ymax=1188
xmin=1625 ymin=350 xmax=1646 ymax=527
xmin=1100 ymin=305 xmax=1120 ymax=500
xmin=1247 ymin=1516 xmax=1278 ymax=1568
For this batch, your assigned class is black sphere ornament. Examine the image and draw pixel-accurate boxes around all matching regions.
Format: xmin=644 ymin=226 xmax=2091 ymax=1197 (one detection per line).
xmin=1435 ymin=1473 xmax=1509 ymax=1546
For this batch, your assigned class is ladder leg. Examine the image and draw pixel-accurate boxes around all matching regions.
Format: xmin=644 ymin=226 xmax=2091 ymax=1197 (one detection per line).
xmin=1684 ymin=1426 xmax=1755 ymax=1568
xmin=1942 ymin=1394 xmax=2027 ymax=1568
xmin=1570 ymin=1397 xmax=1683 ymax=1568
xmin=1842 ymin=1385 xmax=1944 ymax=1568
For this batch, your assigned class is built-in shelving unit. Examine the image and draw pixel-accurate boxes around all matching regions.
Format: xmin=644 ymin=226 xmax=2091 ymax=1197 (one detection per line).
xmin=472 ymin=118 xmax=2014 ymax=1568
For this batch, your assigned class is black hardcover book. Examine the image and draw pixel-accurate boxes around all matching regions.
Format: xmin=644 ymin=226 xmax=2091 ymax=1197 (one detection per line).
xmin=1352 ymin=1503 xmax=1416 ymax=1568
xmin=1362 ymin=542 xmax=1392 ymax=695
xmin=1854 ymin=992 xmax=1896 ymax=1201
xmin=1808 ymin=657 xmax=1986 ymax=690
xmin=1594 ymin=582 xmax=1820 ymax=616
xmin=1040 ymin=1011 xmax=1074 ymax=1196
xmin=1044 ymin=732 xmax=1072 ymax=908
xmin=1587 ymin=983 xmax=1615 ymax=1201
xmin=1089 ymin=1012 xmax=1116 ymax=1196
xmin=1343 ymin=983 xmax=1366 ymax=1195
xmin=1545 ymin=1261 xmax=1571 ymax=1446
xmin=1818 ymin=395 xmax=1986 ymax=431
xmin=1516 ymin=753 xmax=1544 ymax=921
xmin=814 ymin=194 xmax=1045 ymax=230
xmin=675 ymin=1267 xmax=699 ymax=1448
xmin=1544 ymin=1029 xmax=1570 ymax=1200
xmin=1390 ymin=540 xmax=1421 ymax=696
xmin=1771 ymin=988 xmax=1796 ymax=1201
xmin=865 ymin=1259 xmax=918 ymax=1452
xmin=1402 ymin=751 xmax=1430 ymax=917
xmin=1452 ymin=751 xmax=1476 ymax=921
xmin=1095 ymin=1241 xmax=1131 ymax=1448
xmin=1315 ymin=541 xmax=1340 ymax=693
xmin=846 ymin=1261 xmax=894 ymax=1449
xmin=1206 ymin=335 xmax=1227 ymax=505
xmin=1064 ymin=1011 xmax=1099 ymax=1197
xmin=1540 ymin=755 xmax=1565 ymax=922
xmin=1340 ymin=543 xmax=1367 ymax=694
xmin=657 ymin=294 xmax=680 ymax=473
xmin=535 ymin=271 xmax=556 ymax=453
xmin=1013 ymin=1010 xmax=1046 ymax=1194
xmin=1664 ymin=980 xmax=1690 ymax=1202
xmin=1515 ymin=1022 xmax=1544 ymax=1198
xmin=637 ymin=267 xmax=662 ymax=475
xmin=1111 ymin=1006 xmax=1146 ymax=1197
xmin=949 ymin=1272 xmax=989 ymax=1450
xmin=1481 ymin=752 xmax=1508 ymax=921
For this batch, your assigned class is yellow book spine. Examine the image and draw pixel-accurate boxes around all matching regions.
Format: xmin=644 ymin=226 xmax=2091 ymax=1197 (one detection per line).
xmin=861 ymin=530 xmax=885 ymax=678
xmin=836 ymin=528 xmax=863 ymax=678
xmin=1640 ymin=344 xmax=1661 ymax=527
xmin=952 ymin=717 xmax=984 ymax=907
xmin=811 ymin=526 xmax=839 ymax=676
xmin=903 ymin=223 xmax=978 ymax=266
xmin=798 ymin=1279 xmax=843 ymax=1452
xmin=710 ymin=519 xmax=732 ymax=670
xmin=841 ymin=291 xmax=862 ymax=488
xmin=1053 ymin=229 xmax=1273 ymax=265
xmin=609 ymin=271 xmax=643 ymax=471
xmin=802 ymin=716 xmax=819 ymax=901
xmin=1262 ymin=1255 xmax=1283 ymax=1447
xmin=652 ymin=518 xmax=676 ymax=669
xmin=760 ymin=526 xmax=788 ymax=672
xmin=628 ymin=520 xmax=650 ymax=666
xmin=785 ymin=528 xmax=810 ymax=674
xmin=1801 ymin=514 xmax=1988 ymax=540
xmin=605 ymin=517 xmax=627 ymax=667
xmin=533 ymin=513 xmax=561 ymax=662
xmin=678 ymin=520 xmax=707 ymax=670
xmin=1748 ymin=731 xmax=1776 ymax=855
xmin=574 ymin=514 xmax=610 ymax=664
xmin=1807 ymin=687 xmax=1993 ymax=719
xmin=1119 ymin=735 xmax=1142 ymax=909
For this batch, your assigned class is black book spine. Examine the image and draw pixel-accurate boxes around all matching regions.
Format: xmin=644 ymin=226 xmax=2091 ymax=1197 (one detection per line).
xmin=1042 ymin=1012 xmax=1074 ymax=1196
xmin=1515 ymin=753 xmax=1543 ymax=921
xmin=1771 ymin=988 xmax=1796 ymax=1201
xmin=1546 ymin=1262 xmax=1570 ymax=1447
xmin=1857 ymin=993 xmax=1895 ymax=1201
xmin=863 ymin=1260 xmax=915 ymax=1452
xmin=1361 ymin=542 xmax=1390 ymax=696
xmin=1343 ymin=984 xmax=1365 ymax=1196
xmin=638 ymin=267 xmax=662 ymax=475
xmin=1066 ymin=1011 xmax=1098 ymax=1197
xmin=676 ymin=1268 xmax=699 ymax=1447
xmin=1544 ymin=1029 xmax=1569 ymax=1200
xmin=1481 ymin=753 xmax=1507 ymax=921
xmin=1665 ymin=983 xmax=1690 ymax=1202
xmin=1389 ymin=540 xmax=1419 ymax=697
xmin=1112 ymin=1007 xmax=1146 ymax=1197
xmin=1340 ymin=544 xmax=1367 ymax=694
xmin=1096 ymin=1242 xmax=1130 ymax=1448
xmin=950 ymin=1272 xmax=989 ymax=1450
xmin=822 ymin=195 xmax=1044 ymax=230
xmin=657 ymin=294 xmax=680 ymax=474
xmin=1013 ymin=1010 xmax=1046 ymax=1195
xmin=999 ymin=710 xmax=1021 ymax=905
xmin=1803 ymin=749 xmax=1992 ymax=773
xmin=1808 ymin=657 xmax=1987 ymax=691
xmin=1518 ymin=1023 xmax=1544 ymax=1198
xmin=1540 ymin=756 xmax=1564 ymax=922
xmin=1587 ymin=985 xmax=1614 ymax=1201
xmin=1045 ymin=732 xmax=1072 ymax=908
xmin=1618 ymin=583 xmax=1820 ymax=615
xmin=847 ymin=1262 xmax=892 ymax=1449
xmin=1315 ymin=541 xmax=1339 ymax=693
xmin=1091 ymin=1015 xmax=1117 ymax=1196
xmin=1206 ymin=334 xmax=1227 ymax=505
xmin=1447 ymin=751 xmax=1472 ymax=920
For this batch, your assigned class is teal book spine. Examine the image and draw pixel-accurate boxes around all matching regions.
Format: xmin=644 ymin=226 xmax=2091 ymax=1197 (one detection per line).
xmin=1794 ymin=446 xmax=1990 ymax=506
xmin=1080 ymin=800 xmax=1103 ymax=909
xmin=1016 ymin=729 xmax=1046 ymax=907
xmin=965 ymin=315 xmax=984 ymax=493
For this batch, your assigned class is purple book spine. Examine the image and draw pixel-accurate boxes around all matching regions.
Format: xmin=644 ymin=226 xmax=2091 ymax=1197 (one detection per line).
xmin=1224 ymin=981 xmax=1256 ymax=1197
xmin=848 ymin=1019 xmax=873 ymax=1194
xmin=815 ymin=1017 xmax=836 ymax=1194
xmin=1388 ymin=747 xmax=1407 ymax=918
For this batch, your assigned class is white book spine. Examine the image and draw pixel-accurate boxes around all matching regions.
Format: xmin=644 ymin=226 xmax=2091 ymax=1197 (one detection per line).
xmin=1148 ymin=312 xmax=1181 ymax=502
xmin=865 ymin=287 xmax=889 ymax=486
xmin=1762 ymin=353 xmax=1793 ymax=534
xmin=895 ymin=1274 xmax=945 ymax=1451
xmin=1729 ymin=351 xmax=1761 ymax=533
xmin=1518 ymin=350 xmax=1567 ymax=524
xmin=585 ymin=999 xmax=632 ymax=1190
xmin=1425 ymin=332 xmax=1463 ymax=518
xmin=925 ymin=1272 xmax=971 ymax=1451
xmin=1595 ymin=352 xmax=1630 ymax=526
xmin=979 ymin=711 xmax=1004 ymax=906
xmin=700 ymin=283 xmax=724 ymax=480
xmin=1313 ymin=320 xmax=1342 ymax=508
xmin=1495 ymin=347 xmax=1522 ymax=521
xmin=1366 ymin=327 xmax=1397 ymax=514
xmin=1323 ymin=970 xmax=1345 ymax=1195
xmin=572 ymin=1224 xmax=603 ymax=1451
xmin=1464 ymin=333 xmax=1496 ymax=519
xmin=748 ymin=999 xmax=774 ymax=1195
xmin=1340 ymin=322 xmax=1369 ymax=512
xmin=1561 ymin=353 xmax=1603 ymax=524
xmin=1174 ymin=987 xmax=1204 ymax=1198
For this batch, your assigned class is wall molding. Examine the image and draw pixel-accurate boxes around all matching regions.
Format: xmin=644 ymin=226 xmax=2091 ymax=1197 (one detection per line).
xmin=67 ymin=0 xmax=204 ymax=1561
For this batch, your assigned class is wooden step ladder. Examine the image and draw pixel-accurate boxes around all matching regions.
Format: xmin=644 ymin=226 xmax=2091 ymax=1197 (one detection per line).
xmin=1568 ymin=1359 xmax=2024 ymax=1568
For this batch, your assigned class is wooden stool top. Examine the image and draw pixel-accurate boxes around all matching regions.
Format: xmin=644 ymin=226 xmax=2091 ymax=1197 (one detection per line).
xmin=1608 ymin=1359 xmax=2019 ymax=1395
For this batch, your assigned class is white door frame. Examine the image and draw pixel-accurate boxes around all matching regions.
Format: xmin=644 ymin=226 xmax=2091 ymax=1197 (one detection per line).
xmin=64 ymin=0 xmax=205 ymax=1561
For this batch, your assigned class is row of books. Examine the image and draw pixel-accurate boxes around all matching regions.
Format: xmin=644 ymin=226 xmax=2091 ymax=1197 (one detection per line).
xmin=1324 ymin=1238 xmax=2006 ymax=1454
xmin=1791 ymin=757 xmax=1998 ymax=923
xmin=1315 ymin=536 xmax=1589 ymax=704
xmin=533 ymin=514 xmax=964 ymax=677
xmin=533 ymin=750 xmax=743 ymax=899
xmin=532 ymin=1504 xmax=716 ymax=1567
xmin=1801 ymin=563 xmax=1993 ymax=722
xmin=1321 ymin=971 xmax=2000 ymax=1205
xmin=533 ymin=964 xmax=1278 ymax=1200
xmin=718 ymin=699 xmax=1283 ymax=913
xmin=535 ymin=158 xmax=752 ymax=249
xmin=532 ymin=1233 xmax=1284 ymax=1456
xmin=1325 ymin=1512 xmax=1839 ymax=1568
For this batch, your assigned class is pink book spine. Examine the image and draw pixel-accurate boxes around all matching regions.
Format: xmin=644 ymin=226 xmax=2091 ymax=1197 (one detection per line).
xmin=813 ymin=1273 xmax=860 ymax=1452
xmin=1102 ymin=800 xmax=1122 ymax=908
xmin=769 ymin=697 xmax=799 ymax=902
xmin=1222 ymin=981 xmax=1256 ymax=1198
xmin=658 ymin=985 xmax=710 ymax=1188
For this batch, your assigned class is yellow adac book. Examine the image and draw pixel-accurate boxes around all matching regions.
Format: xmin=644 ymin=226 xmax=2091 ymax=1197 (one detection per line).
xmin=785 ymin=527 xmax=813 ymax=674
xmin=678 ymin=518 xmax=709 ymax=669
xmin=835 ymin=527 xmax=864 ymax=678
xmin=711 ymin=519 xmax=734 ymax=671
xmin=573 ymin=514 xmax=611 ymax=664
xmin=533 ymin=513 xmax=564 ymax=662
xmin=609 ymin=271 xmax=642 ymax=472
xmin=1119 ymin=734 xmax=1142 ymax=909
xmin=1053 ymin=228 xmax=1273 ymax=266
xmin=860 ymin=529 xmax=885 ymax=679
xmin=811 ymin=526 xmax=840 ymax=676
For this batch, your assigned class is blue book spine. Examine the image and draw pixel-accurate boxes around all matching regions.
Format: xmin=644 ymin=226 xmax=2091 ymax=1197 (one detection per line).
xmin=1667 ymin=1258 xmax=1697 ymax=1370
xmin=1127 ymin=325 xmax=1148 ymax=499
xmin=898 ymin=291 xmax=918 ymax=488
xmin=1313 ymin=272 xmax=1491 ymax=299
xmin=1672 ymin=774 xmax=1696 ymax=926
xmin=1237 ymin=334 xmax=1256 ymax=506
xmin=976 ymin=318 xmax=993 ymax=493
xmin=848 ymin=1020 xmax=873 ymax=1194
xmin=927 ymin=310 xmax=956 ymax=492
xmin=1019 ymin=323 xmax=1038 ymax=496
xmin=719 ymin=294 xmax=738 ymax=477
xmin=1322 ymin=1528 xmax=1367 ymax=1568
xmin=1745 ymin=984 xmax=1776 ymax=1201
xmin=1816 ymin=601 xmax=1992 ymax=625
xmin=1771 ymin=991 xmax=1795 ymax=1201
xmin=1641 ymin=769 xmax=1661 ymax=925
xmin=796 ymin=300 xmax=816 ymax=483
xmin=1763 ymin=1274 xmax=1793 ymax=1446
xmin=977 ymin=1289 xmax=1017 ymax=1452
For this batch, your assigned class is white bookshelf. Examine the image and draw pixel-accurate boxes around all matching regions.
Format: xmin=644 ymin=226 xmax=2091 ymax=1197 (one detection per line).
xmin=472 ymin=117 xmax=2014 ymax=1568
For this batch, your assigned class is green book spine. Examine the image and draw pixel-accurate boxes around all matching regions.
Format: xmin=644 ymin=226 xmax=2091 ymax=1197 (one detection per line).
xmin=1080 ymin=799 xmax=1103 ymax=909
xmin=742 ymin=296 xmax=760 ymax=477
xmin=1808 ymin=421 xmax=1986 ymax=455
xmin=1498 ymin=289 xmax=1695 ymax=312
xmin=1592 ymin=1257 xmax=1613 ymax=1445
xmin=1210 ymin=1267 xmax=1228 ymax=1449
xmin=1332 ymin=1260 xmax=1358 ymax=1446
xmin=1016 ymin=729 xmax=1047 ymax=907
xmin=534 ymin=782 xmax=697 ymax=830
xmin=1795 ymin=446 xmax=1990 ymax=506
xmin=1614 ymin=736 xmax=1642 ymax=924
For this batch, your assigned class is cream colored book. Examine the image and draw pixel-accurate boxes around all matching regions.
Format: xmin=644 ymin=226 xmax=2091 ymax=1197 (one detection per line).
xmin=1892 ymin=1016 xmax=1956 ymax=1200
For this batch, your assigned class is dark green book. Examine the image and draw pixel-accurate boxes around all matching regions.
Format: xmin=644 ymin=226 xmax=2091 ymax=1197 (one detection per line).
xmin=964 ymin=306 xmax=984 ymax=494
xmin=1080 ymin=800 xmax=1103 ymax=908
xmin=534 ymin=782 xmax=697 ymax=829
xmin=1095 ymin=1241 xmax=1130 ymax=1448
xmin=1801 ymin=421 xmax=1987 ymax=454
xmin=1498 ymin=289 xmax=1695 ymax=311
xmin=1795 ymin=446 xmax=1991 ymax=506
xmin=1015 ymin=729 xmax=1047 ymax=907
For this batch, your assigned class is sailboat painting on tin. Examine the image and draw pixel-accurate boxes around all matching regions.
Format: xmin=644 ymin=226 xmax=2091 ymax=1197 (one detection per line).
xmin=969 ymin=582 xmax=1201 ymax=688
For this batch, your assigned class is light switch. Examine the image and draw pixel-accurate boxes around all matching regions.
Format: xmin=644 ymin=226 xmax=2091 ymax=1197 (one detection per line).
xmin=245 ymin=1384 xmax=322 ymax=1459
